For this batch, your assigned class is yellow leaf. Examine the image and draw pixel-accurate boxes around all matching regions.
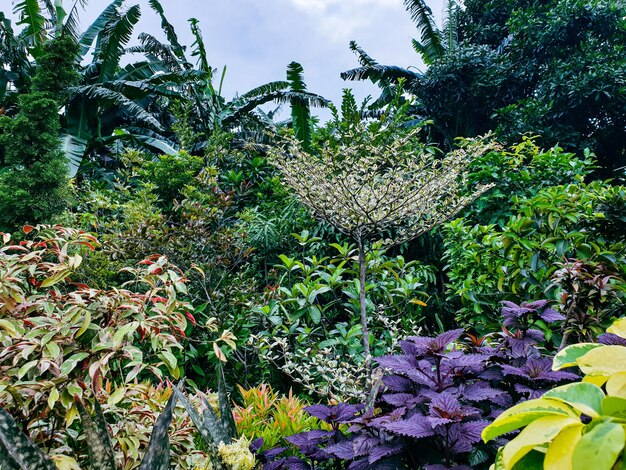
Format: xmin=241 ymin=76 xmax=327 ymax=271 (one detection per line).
xmin=51 ymin=454 xmax=81 ymax=470
xmin=607 ymin=372 xmax=626 ymax=398
xmin=502 ymin=415 xmax=579 ymax=469
xmin=578 ymin=346 xmax=626 ymax=376
xmin=544 ymin=423 xmax=584 ymax=470
xmin=48 ymin=387 xmax=60 ymax=410
xmin=582 ymin=374 xmax=608 ymax=387
xmin=409 ymin=299 xmax=427 ymax=307
xmin=607 ymin=317 xmax=626 ymax=339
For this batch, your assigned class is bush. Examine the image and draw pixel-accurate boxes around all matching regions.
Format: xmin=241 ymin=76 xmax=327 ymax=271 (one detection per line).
xmin=265 ymin=301 xmax=576 ymax=469
xmin=444 ymin=181 xmax=626 ymax=333
xmin=483 ymin=317 xmax=626 ymax=469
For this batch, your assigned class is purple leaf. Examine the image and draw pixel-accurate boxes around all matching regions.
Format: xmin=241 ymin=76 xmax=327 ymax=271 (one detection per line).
xmin=383 ymin=415 xmax=434 ymax=439
xmin=539 ymin=308 xmax=565 ymax=323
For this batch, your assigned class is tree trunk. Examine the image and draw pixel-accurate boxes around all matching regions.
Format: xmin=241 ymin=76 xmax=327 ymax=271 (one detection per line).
xmin=357 ymin=237 xmax=372 ymax=390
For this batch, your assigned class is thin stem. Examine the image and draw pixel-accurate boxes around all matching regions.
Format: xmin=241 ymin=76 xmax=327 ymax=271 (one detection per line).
xmin=357 ymin=236 xmax=372 ymax=390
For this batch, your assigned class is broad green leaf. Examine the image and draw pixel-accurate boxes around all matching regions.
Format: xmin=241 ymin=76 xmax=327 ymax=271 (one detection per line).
xmin=553 ymin=343 xmax=602 ymax=370
xmin=572 ymin=421 xmax=625 ymax=470
xmin=17 ymin=360 xmax=38 ymax=379
xmin=502 ymin=415 xmax=578 ymax=469
xmin=482 ymin=398 xmax=577 ymax=442
xmin=607 ymin=372 xmax=626 ymax=398
xmin=578 ymin=345 xmax=626 ymax=376
xmin=542 ymin=382 xmax=605 ymax=417
xmin=544 ymin=423 xmax=584 ymax=470
xmin=607 ymin=317 xmax=626 ymax=339
xmin=47 ymin=388 xmax=60 ymax=410
xmin=0 ymin=406 xmax=56 ymax=470
xmin=158 ymin=351 xmax=177 ymax=372
xmin=601 ymin=396 xmax=626 ymax=419
xmin=60 ymin=353 xmax=89 ymax=376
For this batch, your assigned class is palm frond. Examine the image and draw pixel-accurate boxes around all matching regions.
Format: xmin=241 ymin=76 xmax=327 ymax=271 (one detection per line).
xmin=287 ymin=61 xmax=311 ymax=149
xmin=95 ymin=3 xmax=140 ymax=82
xmin=125 ymin=32 xmax=183 ymax=71
xmin=188 ymin=17 xmax=211 ymax=76
xmin=117 ymin=59 xmax=168 ymax=80
xmin=147 ymin=0 xmax=187 ymax=64
xmin=74 ymin=84 xmax=162 ymax=129
xmin=341 ymin=65 xmax=421 ymax=90
xmin=13 ymin=0 xmax=47 ymax=54
xmin=348 ymin=40 xmax=379 ymax=68
xmin=403 ymin=0 xmax=444 ymax=64
xmin=237 ymin=80 xmax=289 ymax=100
xmin=60 ymin=0 xmax=89 ymax=43
xmin=442 ymin=0 xmax=459 ymax=51
xmin=78 ymin=0 xmax=122 ymax=57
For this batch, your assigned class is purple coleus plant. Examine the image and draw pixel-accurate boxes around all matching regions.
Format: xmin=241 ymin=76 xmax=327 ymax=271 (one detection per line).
xmin=264 ymin=300 xmax=576 ymax=469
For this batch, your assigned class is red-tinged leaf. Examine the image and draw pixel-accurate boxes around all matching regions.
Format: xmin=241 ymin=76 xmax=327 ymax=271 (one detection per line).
xmin=22 ymin=225 xmax=35 ymax=234
xmin=76 ymin=242 xmax=96 ymax=251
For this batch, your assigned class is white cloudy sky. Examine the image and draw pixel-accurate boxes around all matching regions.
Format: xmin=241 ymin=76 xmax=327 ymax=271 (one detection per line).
xmin=9 ymin=0 xmax=446 ymax=116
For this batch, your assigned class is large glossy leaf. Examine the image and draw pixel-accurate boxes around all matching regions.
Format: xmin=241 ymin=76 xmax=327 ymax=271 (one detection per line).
xmin=96 ymin=4 xmax=141 ymax=82
xmin=75 ymin=398 xmax=116 ymax=470
xmin=78 ymin=0 xmax=123 ymax=57
xmin=62 ymin=133 xmax=87 ymax=177
xmin=137 ymin=387 xmax=178 ymax=470
xmin=13 ymin=0 xmax=47 ymax=55
xmin=287 ymin=62 xmax=312 ymax=150
xmin=606 ymin=372 xmax=626 ymax=398
xmin=572 ymin=420 xmax=625 ymax=470
xmin=578 ymin=345 xmax=626 ymax=376
xmin=607 ymin=317 xmax=626 ymax=339
xmin=482 ymin=398 xmax=577 ymax=442
xmin=0 ymin=406 xmax=55 ymax=470
xmin=552 ymin=343 xmax=603 ymax=370
xmin=544 ymin=423 xmax=584 ymax=470
xmin=502 ymin=415 xmax=578 ymax=469
xmin=542 ymin=382 xmax=605 ymax=417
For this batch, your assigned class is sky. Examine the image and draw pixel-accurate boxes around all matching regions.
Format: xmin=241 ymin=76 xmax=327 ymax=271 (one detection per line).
xmin=9 ymin=0 xmax=446 ymax=117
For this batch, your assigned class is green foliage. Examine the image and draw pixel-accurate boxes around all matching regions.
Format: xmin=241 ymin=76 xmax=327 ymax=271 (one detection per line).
xmin=0 ymin=35 xmax=80 ymax=231
xmin=483 ymin=317 xmax=626 ymax=470
xmin=444 ymin=180 xmax=626 ymax=333
xmin=255 ymin=238 xmax=435 ymax=399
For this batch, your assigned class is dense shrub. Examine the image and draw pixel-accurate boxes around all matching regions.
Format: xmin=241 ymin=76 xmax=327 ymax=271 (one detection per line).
xmin=265 ymin=301 xmax=576 ymax=469
xmin=444 ymin=181 xmax=626 ymax=333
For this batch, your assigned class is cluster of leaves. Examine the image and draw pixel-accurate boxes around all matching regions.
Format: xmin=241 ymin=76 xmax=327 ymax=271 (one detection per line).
xmin=484 ymin=317 xmax=626 ymax=469
xmin=444 ymin=180 xmax=626 ymax=333
xmin=255 ymin=239 xmax=435 ymax=400
xmin=264 ymin=300 xmax=576 ymax=469
xmin=233 ymin=384 xmax=320 ymax=452
xmin=0 ymin=226 xmax=193 ymax=459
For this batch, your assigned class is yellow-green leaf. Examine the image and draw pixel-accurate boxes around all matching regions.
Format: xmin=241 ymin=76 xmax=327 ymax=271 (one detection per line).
xmin=553 ymin=343 xmax=603 ymax=370
xmin=18 ymin=360 xmax=38 ymax=379
xmin=607 ymin=372 xmax=626 ymax=398
xmin=48 ymin=387 xmax=60 ymax=410
xmin=542 ymin=382 xmax=605 ymax=417
xmin=572 ymin=421 xmax=625 ymax=470
xmin=502 ymin=415 xmax=578 ymax=469
xmin=578 ymin=345 xmax=626 ymax=376
xmin=544 ymin=423 xmax=584 ymax=470
xmin=51 ymin=454 xmax=81 ymax=470
xmin=482 ymin=398 xmax=577 ymax=442
xmin=607 ymin=317 xmax=626 ymax=339
xmin=601 ymin=396 xmax=626 ymax=419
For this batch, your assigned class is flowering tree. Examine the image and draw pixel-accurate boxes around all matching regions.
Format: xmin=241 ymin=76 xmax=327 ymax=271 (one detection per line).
xmin=270 ymin=115 xmax=492 ymax=386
